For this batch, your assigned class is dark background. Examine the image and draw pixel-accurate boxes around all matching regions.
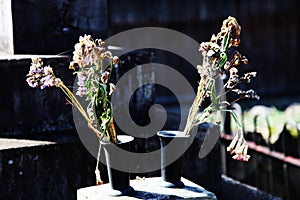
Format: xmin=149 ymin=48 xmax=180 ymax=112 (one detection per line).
xmin=12 ymin=0 xmax=300 ymax=110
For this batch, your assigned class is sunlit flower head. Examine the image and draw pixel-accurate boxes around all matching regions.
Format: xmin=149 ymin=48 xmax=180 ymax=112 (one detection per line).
xmin=227 ymin=133 xmax=251 ymax=162
xmin=26 ymin=59 xmax=60 ymax=89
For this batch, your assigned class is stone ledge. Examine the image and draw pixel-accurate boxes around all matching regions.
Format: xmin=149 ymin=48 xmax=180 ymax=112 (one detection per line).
xmin=0 ymin=54 xmax=69 ymax=61
xmin=77 ymin=177 xmax=217 ymax=200
xmin=216 ymin=175 xmax=283 ymax=200
xmin=0 ymin=138 xmax=96 ymax=199
xmin=0 ymin=138 xmax=55 ymax=150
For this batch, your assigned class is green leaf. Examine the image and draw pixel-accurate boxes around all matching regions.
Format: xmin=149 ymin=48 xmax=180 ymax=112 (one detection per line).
xmin=222 ymin=32 xmax=230 ymax=51
xmin=226 ymin=109 xmax=242 ymax=128
xmin=217 ymin=52 xmax=227 ymax=69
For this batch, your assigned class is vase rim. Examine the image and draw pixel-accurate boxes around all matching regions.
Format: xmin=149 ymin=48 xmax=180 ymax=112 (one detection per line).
xmin=117 ymin=135 xmax=134 ymax=144
xmin=101 ymin=135 xmax=134 ymax=145
xmin=157 ymin=130 xmax=188 ymax=138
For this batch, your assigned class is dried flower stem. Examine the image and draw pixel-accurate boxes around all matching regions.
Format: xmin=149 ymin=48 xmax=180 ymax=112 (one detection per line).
xmin=57 ymin=80 xmax=103 ymax=139
xmin=95 ymin=142 xmax=103 ymax=185
xmin=184 ymin=77 xmax=209 ymax=135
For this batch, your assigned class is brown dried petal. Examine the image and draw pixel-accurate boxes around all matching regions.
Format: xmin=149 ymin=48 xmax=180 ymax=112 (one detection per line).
xmin=101 ymin=71 xmax=110 ymax=84
xmin=240 ymin=72 xmax=257 ymax=83
xmin=225 ymin=67 xmax=239 ymax=89
xmin=220 ymin=16 xmax=241 ymax=48
xmin=199 ymin=42 xmax=212 ymax=53
xmin=113 ymin=56 xmax=119 ymax=65
xmin=109 ymin=83 xmax=116 ymax=96
xmin=210 ymin=34 xmax=218 ymax=43
xmin=233 ymin=89 xmax=259 ymax=100
xmin=241 ymin=56 xmax=248 ymax=64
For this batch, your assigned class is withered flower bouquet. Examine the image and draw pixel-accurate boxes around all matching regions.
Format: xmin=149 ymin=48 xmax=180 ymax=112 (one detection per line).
xmin=26 ymin=35 xmax=119 ymax=184
xmin=183 ymin=16 xmax=259 ymax=161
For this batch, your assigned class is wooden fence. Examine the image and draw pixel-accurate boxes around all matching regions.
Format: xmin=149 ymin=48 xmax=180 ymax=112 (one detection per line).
xmin=221 ymin=128 xmax=300 ymax=200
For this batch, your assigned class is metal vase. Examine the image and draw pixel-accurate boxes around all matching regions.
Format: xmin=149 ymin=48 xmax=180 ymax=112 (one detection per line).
xmin=157 ymin=130 xmax=190 ymax=188
xmin=102 ymin=135 xmax=135 ymax=196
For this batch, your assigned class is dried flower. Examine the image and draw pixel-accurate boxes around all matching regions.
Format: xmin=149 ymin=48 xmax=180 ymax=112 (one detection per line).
xmin=184 ymin=16 xmax=259 ymax=162
xmin=26 ymin=35 xmax=120 ymax=187
xmin=43 ymin=66 xmax=53 ymax=75
xmin=240 ymin=72 xmax=257 ymax=83
xmin=77 ymin=71 xmax=87 ymax=87
xmin=109 ymin=83 xmax=116 ymax=96
xmin=232 ymin=89 xmax=260 ymax=100
xmin=225 ymin=67 xmax=239 ymax=89
xmin=96 ymin=39 xmax=105 ymax=46
xmin=113 ymin=56 xmax=119 ymax=65
xmin=227 ymin=132 xmax=250 ymax=162
xmin=221 ymin=16 xmax=241 ymax=47
xmin=224 ymin=51 xmax=247 ymax=71
xmin=103 ymin=51 xmax=112 ymax=59
xmin=71 ymin=34 xmax=97 ymax=69
xmin=100 ymin=71 xmax=110 ymax=84
xmin=227 ymin=134 xmax=239 ymax=153
xmin=26 ymin=35 xmax=119 ymax=144
xmin=199 ymin=42 xmax=213 ymax=54
xmin=40 ymin=75 xmax=57 ymax=89
xmin=26 ymin=58 xmax=61 ymax=90
xmin=76 ymin=86 xmax=88 ymax=97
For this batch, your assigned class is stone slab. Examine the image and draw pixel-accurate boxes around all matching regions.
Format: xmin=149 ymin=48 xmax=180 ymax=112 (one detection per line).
xmin=0 ymin=138 xmax=96 ymax=199
xmin=0 ymin=138 xmax=55 ymax=150
xmin=0 ymin=55 xmax=68 ymax=61
xmin=77 ymin=177 xmax=217 ymax=200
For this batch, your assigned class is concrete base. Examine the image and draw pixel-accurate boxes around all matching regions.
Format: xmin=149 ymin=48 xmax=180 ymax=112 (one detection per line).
xmin=0 ymin=136 xmax=96 ymax=200
xmin=77 ymin=177 xmax=217 ymax=200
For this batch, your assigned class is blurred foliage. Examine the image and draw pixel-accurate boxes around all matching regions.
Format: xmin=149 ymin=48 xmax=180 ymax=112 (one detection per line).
xmin=231 ymin=103 xmax=300 ymax=144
